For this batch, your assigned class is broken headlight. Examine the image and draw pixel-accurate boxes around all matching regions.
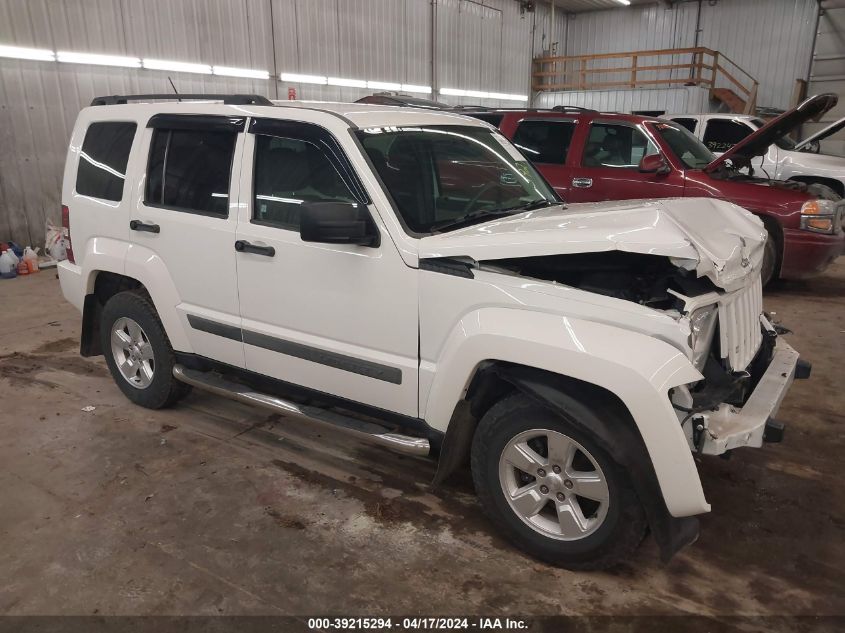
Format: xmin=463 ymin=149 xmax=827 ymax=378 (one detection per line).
xmin=688 ymin=305 xmax=719 ymax=371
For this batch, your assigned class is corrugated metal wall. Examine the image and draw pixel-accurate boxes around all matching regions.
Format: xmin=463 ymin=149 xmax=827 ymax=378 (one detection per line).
xmin=0 ymin=0 xmax=535 ymax=246
xmin=559 ymin=0 xmax=818 ymax=111
xmin=534 ymin=85 xmax=711 ymax=114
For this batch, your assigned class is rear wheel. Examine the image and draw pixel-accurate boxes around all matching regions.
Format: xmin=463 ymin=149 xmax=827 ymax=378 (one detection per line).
xmin=471 ymin=393 xmax=647 ymax=570
xmin=100 ymin=291 xmax=190 ymax=409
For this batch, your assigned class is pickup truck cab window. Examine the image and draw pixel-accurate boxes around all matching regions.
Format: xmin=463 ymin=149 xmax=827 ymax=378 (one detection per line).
xmin=583 ymin=122 xmax=658 ymax=168
xmin=75 ymin=121 xmax=137 ymax=202
xmin=357 ymin=125 xmax=556 ymax=234
xmin=702 ymin=119 xmax=752 ymax=153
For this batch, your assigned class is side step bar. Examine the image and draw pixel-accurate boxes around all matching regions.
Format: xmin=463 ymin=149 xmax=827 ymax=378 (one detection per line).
xmin=172 ymin=365 xmax=430 ymax=456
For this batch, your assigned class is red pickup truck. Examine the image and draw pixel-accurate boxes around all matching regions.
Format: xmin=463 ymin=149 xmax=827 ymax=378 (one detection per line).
xmin=458 ymin=95 xmax=844 ymax=285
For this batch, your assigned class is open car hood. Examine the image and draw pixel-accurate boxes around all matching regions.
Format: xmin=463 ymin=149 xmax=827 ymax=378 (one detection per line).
xmin=794 ymin=115 xmax=845 ymax=151
xmin=419 ymin=198 xmax=767 ymax=292
xmin=705 ymin=93 xmax=839 ymax=172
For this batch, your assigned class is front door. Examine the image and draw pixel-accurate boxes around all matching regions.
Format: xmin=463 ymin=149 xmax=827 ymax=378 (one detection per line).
xmin=567 ymin=119 xmax=685 ymax=203
xmin=234 ymin=118 xmax=419 ymax=417
xmin=129 ymin=114 xmax=245 ymax=368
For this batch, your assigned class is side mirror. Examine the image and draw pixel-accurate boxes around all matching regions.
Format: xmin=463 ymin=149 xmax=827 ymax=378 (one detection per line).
xmin=639 ymin=153 xmax=671 ymax=175
xmin=299 ymin=202 xmax=380 ymax=247
xmin=802 ymin=140 xmax=821 ymax=154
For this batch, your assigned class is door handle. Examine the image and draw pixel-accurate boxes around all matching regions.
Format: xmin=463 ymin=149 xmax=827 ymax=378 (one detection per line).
xmin=571 ymin=178 xmax=593 ymax=189
xmin=129 ymin=220 xmax=160 ymax=234
xmin=235 ymin=240 xmax=275 ymax=257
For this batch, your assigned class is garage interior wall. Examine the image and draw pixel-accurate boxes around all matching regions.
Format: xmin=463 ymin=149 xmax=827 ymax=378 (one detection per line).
xmin=807 ymin=0 xmax=845 ymax=156
xmin=0 ymin=0 xmax=536 ymax=247
xmin=534 ymin=0 xmax=819 ymax=114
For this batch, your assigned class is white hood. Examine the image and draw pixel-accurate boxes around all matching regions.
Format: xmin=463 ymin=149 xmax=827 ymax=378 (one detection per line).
xmin=419 ymin=198 xmax=768 ymax=292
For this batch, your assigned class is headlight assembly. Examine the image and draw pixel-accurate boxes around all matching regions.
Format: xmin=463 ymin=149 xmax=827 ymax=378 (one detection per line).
xmin=799 ymin=200 xmax=841 ymax=235
xmin=688 ymin=305 xmax=719 ymax=371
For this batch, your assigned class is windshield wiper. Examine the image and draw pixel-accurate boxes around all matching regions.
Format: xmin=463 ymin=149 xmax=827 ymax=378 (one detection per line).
xmin=429 ymin=199 xmax=557 ymax=233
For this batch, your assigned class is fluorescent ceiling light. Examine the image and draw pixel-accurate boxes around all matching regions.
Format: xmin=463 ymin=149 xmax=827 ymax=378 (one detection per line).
xmin=0 ymin=45 xmax=55 ymax=61
xmin=614 ymin=0 xmax=631 ymax=4
xmin=440 ymin=88 xmax=528 ymax=102
xmin=367 ymin=80 xmax=401 ymax=91
xmin=57 ymin=51 xmax=141 ymax=68
xmin=212 ymin=66 xmax=269 ymax=79
xmin=401 ymin=84 xmax=432 ymax=94
xmin=328 ymin=76 xmax=367 ymax=88
xmin=440 ymin=88 xmax=468 ymax=97
xmin=143 ymin=58 xmax=212 ymax=74
xmin=281 ymin=72 xmax=327 ymax=85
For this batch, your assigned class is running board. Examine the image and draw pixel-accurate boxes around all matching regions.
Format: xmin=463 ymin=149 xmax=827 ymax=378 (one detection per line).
xmin=172 ymin=365 xmax=430 ymax=456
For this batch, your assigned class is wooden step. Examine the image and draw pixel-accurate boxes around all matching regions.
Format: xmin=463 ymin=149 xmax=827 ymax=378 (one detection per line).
xmin=711 ymin=87 xmax=748 ymax=114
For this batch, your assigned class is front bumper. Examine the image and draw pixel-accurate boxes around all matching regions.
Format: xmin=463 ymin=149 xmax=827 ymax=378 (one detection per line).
xmin=698 ymin=335 xmax=799 ymax=455
xmin=780 ymin=228 xmax=844 ymax=280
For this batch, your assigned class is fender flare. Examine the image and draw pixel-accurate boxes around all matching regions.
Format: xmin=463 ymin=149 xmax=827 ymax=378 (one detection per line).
xmin=423 ymin=308 xmax=710 ymax=519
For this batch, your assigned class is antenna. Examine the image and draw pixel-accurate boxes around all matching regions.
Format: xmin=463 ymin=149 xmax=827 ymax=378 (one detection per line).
xmin=167 ymin=77 xmax=181 ymax=102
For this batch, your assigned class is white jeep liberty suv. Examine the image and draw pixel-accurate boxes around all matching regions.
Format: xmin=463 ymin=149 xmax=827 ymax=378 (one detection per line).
xmin=58 ymin=94 xmax=809 ymax=570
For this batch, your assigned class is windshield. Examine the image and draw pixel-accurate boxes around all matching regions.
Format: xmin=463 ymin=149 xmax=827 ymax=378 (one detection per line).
xmin=651 ymin=121 xmax=715 ymax=169
xmin=356 ymin=125 xmax=558 ymax=234
xmin=750 ymin=117 xmax=796 ymax=150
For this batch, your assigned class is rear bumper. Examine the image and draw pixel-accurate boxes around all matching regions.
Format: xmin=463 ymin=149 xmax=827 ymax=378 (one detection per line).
xmin=57 ymin=260 xmax=85 ymax=313
xmin=780 ymin=228 xmax=844 ymax=280
xmin=699 ymin=334 xmax=799 ymax=455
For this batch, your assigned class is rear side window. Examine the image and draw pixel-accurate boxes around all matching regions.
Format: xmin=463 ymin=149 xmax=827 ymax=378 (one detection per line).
xmin=253 ymin=134 xmax=358 ymax=231
xmin=512 ymin=120 xmax=575 ymax=164
xmin=671 ymin=118 xmax=697 ymax=133
xmin=702 ymin=119 xmax=752 ymax=153
xmin=146 ymin=128 xmax=236 ymax=216
xmin=75 ymin=122 xmax=137 ymax=201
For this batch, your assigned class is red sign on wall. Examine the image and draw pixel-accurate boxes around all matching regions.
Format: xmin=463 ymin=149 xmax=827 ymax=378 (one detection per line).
xmin=287 ymin=87 xmax=296 ymax=100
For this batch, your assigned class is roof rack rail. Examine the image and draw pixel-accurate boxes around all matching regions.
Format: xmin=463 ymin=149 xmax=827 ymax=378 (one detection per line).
xmin=550 ymin=105 xmax=597 ymax=113
xmin=90 ymin=94 xmax=273 ymax=106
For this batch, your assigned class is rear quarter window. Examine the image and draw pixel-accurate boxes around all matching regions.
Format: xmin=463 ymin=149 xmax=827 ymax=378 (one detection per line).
xmin=75 ymin=121 xmax=137 ymax=201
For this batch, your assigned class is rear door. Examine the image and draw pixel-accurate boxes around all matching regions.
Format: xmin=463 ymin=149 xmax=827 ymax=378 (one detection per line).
xmin=509 ymin=118 xmax=577 ymax=199
xmin=128 ymin=114 xmax=245 ymax=367
xmin=233 ymin=118 xmax=419 ymax=417
xmin=567 ymin=119 xmax=685 ymax=202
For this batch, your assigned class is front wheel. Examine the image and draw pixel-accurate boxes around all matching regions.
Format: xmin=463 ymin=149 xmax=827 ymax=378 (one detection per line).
xmin=100 ymin=291 xmax=190 ymax=409
xmin=471 ymin=393 xmax=647 ymax=570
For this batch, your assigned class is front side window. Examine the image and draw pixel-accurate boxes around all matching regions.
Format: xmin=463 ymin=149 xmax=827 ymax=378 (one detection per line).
xmin=253 ymin=135 xmax=358 ymax=230
xmin=702 ymin=119 xmax=752 ymax=153
xmin=650 ymin=121 xmax=715 ymax=169
xmin=357 ymin=125 xmax=557 ymax=234
xmin=582 ymin=122 xmax=658 ymax=168
xmin=76 ymin=121 xmax=137 ymax=201
xmin=512 ymin=120 xmax=575 ymax=165
xmin=146 ymin=128 xmax=236 ymax=216
xmin=750 ymin=117 xmax=796 ymax=150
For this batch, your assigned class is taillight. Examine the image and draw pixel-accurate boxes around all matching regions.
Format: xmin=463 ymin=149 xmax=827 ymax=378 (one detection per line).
xmin=61 ymin=204 xmax=75 ymax=264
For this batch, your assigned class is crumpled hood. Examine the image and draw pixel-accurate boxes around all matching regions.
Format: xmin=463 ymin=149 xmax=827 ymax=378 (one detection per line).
xmin=419 ymin=198 xmax=768 ymax=292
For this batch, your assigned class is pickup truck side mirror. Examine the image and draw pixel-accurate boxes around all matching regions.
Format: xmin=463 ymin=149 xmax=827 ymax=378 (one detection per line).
xmin=299 ymin=201 xmax=380 ymax=247
xmin=639 ymin=153 xmax=671 ymax=175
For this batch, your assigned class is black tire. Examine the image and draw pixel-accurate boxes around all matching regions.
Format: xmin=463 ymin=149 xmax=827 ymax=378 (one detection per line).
xmin=471 ymin=393 xmax=647 ymax=570
xmin=100 ymin=290 xmax=190 ymax=409
xmin=760 ymin=232 xmax=778 ymax=288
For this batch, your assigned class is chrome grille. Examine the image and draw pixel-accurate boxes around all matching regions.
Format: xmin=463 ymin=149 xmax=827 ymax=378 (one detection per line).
xmin=719 ymin=273 xmax=763 ymax=371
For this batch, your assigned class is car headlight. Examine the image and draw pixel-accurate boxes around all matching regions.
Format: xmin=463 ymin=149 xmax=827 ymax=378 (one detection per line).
xmin=800 ymin=200 xmax=840 ymax=235
xmin=688 ymin=305 xmax=719 ymax=371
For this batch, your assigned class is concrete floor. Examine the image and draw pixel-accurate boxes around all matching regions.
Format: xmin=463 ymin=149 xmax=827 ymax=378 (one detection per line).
xmin=0 ymin=264 xmax=843 ymax=623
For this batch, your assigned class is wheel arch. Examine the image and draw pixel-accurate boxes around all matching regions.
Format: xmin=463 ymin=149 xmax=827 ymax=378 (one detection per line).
xmin=787 ymin=175 xmax=844 ymax=198
xmin=435 ymin=361 xmax=699 ymax=562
